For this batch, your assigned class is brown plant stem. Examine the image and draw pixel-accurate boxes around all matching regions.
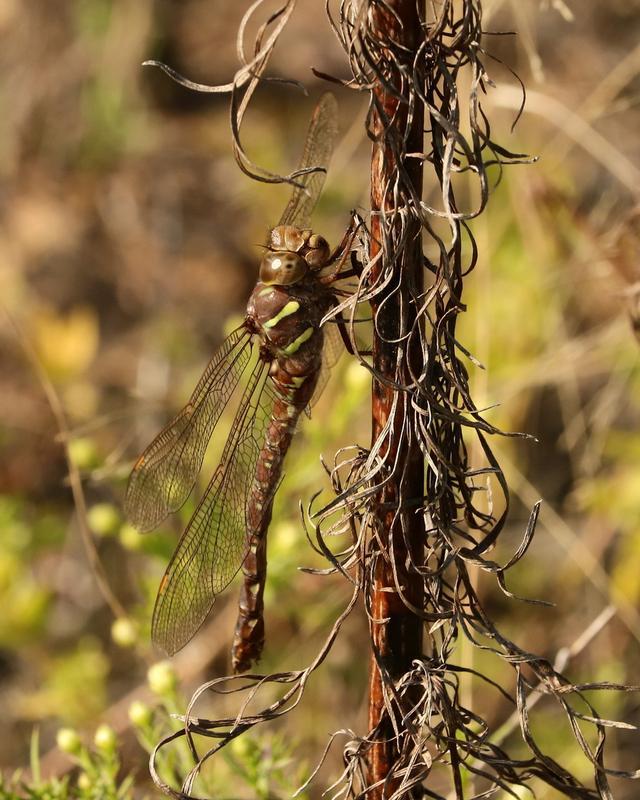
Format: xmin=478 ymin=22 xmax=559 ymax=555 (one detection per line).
xmin=367 ymin=2 xmax=425 ymax=798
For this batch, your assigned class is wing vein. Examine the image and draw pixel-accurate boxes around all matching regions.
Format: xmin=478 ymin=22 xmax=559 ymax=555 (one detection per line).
xmin=151 ymin=356 xmax=275 ymax=655
xmin=125 ymin=326 xmax=253 ymax=531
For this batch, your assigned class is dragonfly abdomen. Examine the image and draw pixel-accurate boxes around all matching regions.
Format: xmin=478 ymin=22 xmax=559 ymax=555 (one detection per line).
xmin=231 ymin=359 xmax=320 ymax=672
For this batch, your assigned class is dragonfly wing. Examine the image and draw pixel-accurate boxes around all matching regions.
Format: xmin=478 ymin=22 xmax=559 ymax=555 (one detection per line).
xmin=278 ymin=93 xmax=338 ymax=229
xmin=307 ymin=320 xmax=343 ymax=410
xmin=151 ymin=356 xmax=277 ymax=656
xmin=125 ymin=326 xmax=252 ymax=532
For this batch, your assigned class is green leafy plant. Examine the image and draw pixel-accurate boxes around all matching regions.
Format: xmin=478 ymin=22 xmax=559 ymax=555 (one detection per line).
xmin=0 ymin=728 xmax=133 ymax=800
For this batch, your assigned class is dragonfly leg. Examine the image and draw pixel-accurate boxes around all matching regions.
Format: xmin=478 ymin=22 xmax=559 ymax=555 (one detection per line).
xmin=332 ymin=307 xmax=373 ymax=357
xmin=331 ymin=250 xmax=365 ymax=281
xmin=329 ymin=211 xmax=362 ymax=261
xmin=319 ymin=211 xmax=364 ymax=286
xmin=335 ymin=310 xmax=355 ymax=356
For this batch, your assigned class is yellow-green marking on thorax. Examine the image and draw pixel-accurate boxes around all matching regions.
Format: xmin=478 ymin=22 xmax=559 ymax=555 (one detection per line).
xmin=283 ymin=326 xmax=314 ymax=355
xmin=264 ymin=300 xmax=300 ymax=329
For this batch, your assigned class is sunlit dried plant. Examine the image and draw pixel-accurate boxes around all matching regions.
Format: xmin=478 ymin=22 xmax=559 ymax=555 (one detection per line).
xmin=145 ymin=1 xmax=639 ymax=798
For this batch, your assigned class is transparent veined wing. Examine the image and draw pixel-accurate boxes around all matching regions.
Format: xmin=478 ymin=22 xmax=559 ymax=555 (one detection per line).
xmin=278 ymin=92 xmax=338 ymax=229
xmin=307 ymin=320 xmax=343 ymax=411
xmin=125 ymin=326 xmax=253 ymax=532
xmin=151 ymin=355 xmax=278 ymax=655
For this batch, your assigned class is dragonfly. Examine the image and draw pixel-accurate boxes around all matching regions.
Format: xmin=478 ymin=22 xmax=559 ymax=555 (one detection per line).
xmin=125 ymin=93 xmax=357 ymax=672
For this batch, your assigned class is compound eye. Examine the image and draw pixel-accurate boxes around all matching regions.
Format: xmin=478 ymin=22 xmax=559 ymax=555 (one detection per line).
xmin=305 ymin=234 xmax=330 ymax=267
xmin=259 ymin=251 xmax=308 ymax=286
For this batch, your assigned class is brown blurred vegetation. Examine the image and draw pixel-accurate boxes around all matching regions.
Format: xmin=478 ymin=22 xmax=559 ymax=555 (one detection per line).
xmin=0 ymin=0 xmax=639 ymax=797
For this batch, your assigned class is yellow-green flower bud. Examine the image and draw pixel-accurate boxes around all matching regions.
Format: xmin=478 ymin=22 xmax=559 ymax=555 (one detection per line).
xmin=111 ymin=617 xmax=138 ymax=648
xmin=67 ymin=438 xmax=99 ymax=470
xmin=56 ymin=728 xmax=81 ymax=755
xmin=147 ymin=661 xmax=177 ymax=696
xmin=119 ymin=522 xmax=143 ymax=551
xmin=77 ymin=773 xmax=91 ymax=790
xmin=94 ymin=724 xmax=117 ymax=751
xmin=87 ymin=503 xmax=120 ymax=537
xmin=128 ymin=700 xmax=153 ymax=728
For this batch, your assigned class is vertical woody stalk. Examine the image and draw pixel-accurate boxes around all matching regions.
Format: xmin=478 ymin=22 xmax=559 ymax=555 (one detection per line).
xmin=367 ymin=2 xmax=424 ymax=797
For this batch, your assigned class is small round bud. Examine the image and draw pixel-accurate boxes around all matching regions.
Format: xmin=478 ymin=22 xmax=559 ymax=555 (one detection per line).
xmin=128 ymin=700 xmax=153 ymax=728
xmin=119 ymin=522 xmax=143 ymax=551
xmin=147 ymin=661 xmax=177 ymax=696
xmin=77 ymin=773 xmax=91 ymax=790
xmin=68 ymin=437 xmax=100 ymax=470
xmin=94 ymin=724 xmax=117 ymax=751
xmin=57 ymin=728 xmax=82 ymax=755
xmin=111 ymin=617 xmax=138 ymax=648
xmin=87 ymin=503 xmax=120 ymax=537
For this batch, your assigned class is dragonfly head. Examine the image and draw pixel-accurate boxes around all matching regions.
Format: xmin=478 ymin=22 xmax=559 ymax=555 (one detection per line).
xmin=259 ymin=251 xmax=308 ymax=286
xmin=265 ymin=225 xmax=331 ymax=281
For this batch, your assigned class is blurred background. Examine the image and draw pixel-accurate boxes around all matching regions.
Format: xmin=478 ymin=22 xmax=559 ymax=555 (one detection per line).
xmin=0 ymin=0 xmax=639 ymax=797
